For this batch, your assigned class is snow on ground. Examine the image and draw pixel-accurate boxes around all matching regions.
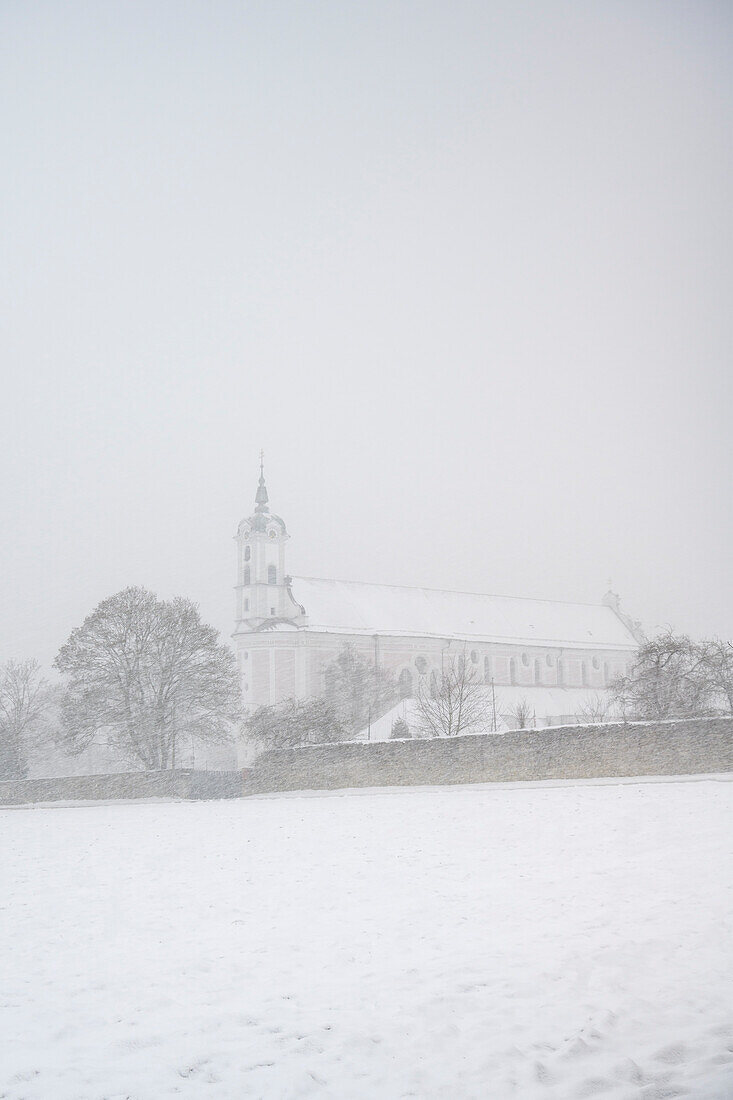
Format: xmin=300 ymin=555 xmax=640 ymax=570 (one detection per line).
xmin=1 ymin=779 xmax=732 ymax=1099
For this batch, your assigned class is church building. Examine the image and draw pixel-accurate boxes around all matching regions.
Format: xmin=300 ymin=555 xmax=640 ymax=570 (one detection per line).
xmin=233 ymin=464 xmax=641 ymax=735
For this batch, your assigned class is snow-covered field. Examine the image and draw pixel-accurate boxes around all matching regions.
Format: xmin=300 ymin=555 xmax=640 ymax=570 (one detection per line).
xmin=2 ymin=779 xmax=732 ymax=1099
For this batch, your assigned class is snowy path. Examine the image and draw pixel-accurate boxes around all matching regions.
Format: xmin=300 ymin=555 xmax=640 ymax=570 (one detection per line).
xmin=1 ymin=779 xmax=732 ymax=1098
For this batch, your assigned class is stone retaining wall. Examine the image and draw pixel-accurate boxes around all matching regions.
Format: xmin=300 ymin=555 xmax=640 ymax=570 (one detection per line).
xmin=0 ymin=769 xmax=245 ymax=806
xmin=246 ymin=717 xmax=733 ymax=794
xmin=4 ymin=720 xmax=731 ymax=804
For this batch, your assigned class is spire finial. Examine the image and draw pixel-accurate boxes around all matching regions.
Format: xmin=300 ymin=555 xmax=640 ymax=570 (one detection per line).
xmin=255 ymin=450 xmax=269 ymax=512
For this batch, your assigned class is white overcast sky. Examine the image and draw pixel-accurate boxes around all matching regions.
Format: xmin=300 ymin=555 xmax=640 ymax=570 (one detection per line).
xmin=2 ymin=1 xmax=732 ymax=668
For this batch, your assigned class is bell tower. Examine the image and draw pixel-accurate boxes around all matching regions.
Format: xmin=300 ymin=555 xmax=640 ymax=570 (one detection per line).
xmin=234 ymin=455 xmax=301 ymax=629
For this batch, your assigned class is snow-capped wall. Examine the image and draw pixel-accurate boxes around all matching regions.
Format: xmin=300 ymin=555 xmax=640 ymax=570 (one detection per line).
xmin=247 ymin=717 xmax=733 ymax=794
xmin=0 ymin=769 xmax=245 ymax=806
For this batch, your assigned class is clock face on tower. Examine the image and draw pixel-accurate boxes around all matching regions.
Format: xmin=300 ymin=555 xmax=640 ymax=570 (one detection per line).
xmin=268 ymin=530 xmax=277 ymax=539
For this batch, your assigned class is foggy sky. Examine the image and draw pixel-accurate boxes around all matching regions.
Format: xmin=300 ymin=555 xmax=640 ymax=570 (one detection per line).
xmin=2 ymin=1 xmax=732 ymax=670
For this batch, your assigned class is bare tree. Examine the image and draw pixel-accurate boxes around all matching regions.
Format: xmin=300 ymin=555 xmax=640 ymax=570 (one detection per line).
xmin=54 ymin=587 xmax=242 ymax=770
xmin=245 ymin=645 xmax=397 ymax=752
xmin=246 ymin=696 xmax=346 ymax=752
xmin=575 ymin=692 xmax=619 ymax=724
xmin=611 ymin=630 xmax=714 ymax=721
xmin=323 ymin=644 xmax=398 ymax=739
xmin=413 ymin=655 xmax=488 ymax=738
xmin=698 ymin=638 xmax=733 ymax=716
xmin=0 ymin=660 xmax=54 ymax=779
xmin=503 ymin=696 xmax=534 ymax=730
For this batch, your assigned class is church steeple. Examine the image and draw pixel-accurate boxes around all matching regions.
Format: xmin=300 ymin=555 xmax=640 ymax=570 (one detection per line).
xmin=235 ymin=456 xmax=303 ymax=632
xmin=255 ymin=450 xmax=269 ymax=513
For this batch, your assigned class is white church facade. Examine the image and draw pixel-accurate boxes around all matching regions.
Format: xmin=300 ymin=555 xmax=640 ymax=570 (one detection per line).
xmin=232 ymin=465 xmax=642 ymax=735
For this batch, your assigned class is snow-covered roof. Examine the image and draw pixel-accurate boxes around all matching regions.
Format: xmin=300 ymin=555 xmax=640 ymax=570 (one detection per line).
xmin=289 ymin=577 xmax=638 ymax=651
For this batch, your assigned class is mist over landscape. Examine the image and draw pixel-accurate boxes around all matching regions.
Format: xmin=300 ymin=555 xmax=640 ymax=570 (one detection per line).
xmin=2 ymin=5 xmax=733 ymax=1100
xmin=2 ymin=1 xmax=732 ymax=669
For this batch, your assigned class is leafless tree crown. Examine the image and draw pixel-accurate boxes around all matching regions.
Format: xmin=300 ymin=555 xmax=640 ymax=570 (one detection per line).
xmin=413 ymin=654 xmax=488 ymax=738
xmin=54 ymin=586 xmax=242 ymax=770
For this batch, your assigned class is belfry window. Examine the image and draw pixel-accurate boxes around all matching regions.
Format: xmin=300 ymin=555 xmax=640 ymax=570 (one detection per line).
xmin=268 ymin=565 xmax=277 ymax=585
xmin=243 ymin=566 xmax=250 ymax=585
xmin=244 ymin=547 xmax=251 ymax=562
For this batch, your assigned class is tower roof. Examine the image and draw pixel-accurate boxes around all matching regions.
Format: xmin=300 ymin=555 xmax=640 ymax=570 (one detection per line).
xmin=255 ymin=451 xmax=269 ymax=512
xmin=237 ymin=454 xmax=287 ymax=536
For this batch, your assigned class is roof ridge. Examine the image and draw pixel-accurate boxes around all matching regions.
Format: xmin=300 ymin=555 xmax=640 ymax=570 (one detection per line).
xmin=290 ymin=575 xmax=608 ymax=610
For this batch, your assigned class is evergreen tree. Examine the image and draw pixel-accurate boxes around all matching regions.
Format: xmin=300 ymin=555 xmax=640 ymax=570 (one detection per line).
xmin=390 ymin=717 xmax=411 ymax=739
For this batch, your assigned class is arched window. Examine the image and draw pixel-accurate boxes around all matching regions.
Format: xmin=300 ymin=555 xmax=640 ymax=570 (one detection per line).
xmin=534 ymin=658 xmax=541 ymax=684
xmin=244 ymin=546 xmax=251 ymax=562
xmin=415 ymin=655 xmax=428 ymax=674
xmin=509 ymin=657 xmax=517 ymax=685
xmin=484 ymin=656 xmax=491 ymax=684
xmin=268 ymin=565 xmax=276 ymax=585
xmin=243 ymin=566 xmax=250 ymax=585
xmin=398 ymin=668 xmax=413 ymax=699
